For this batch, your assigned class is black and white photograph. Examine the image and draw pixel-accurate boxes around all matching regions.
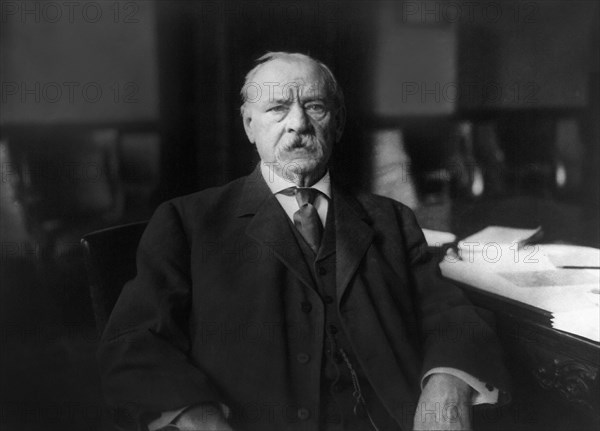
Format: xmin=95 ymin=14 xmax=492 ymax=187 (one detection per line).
xmin=1 ymin=1 xmax=599 ymax=430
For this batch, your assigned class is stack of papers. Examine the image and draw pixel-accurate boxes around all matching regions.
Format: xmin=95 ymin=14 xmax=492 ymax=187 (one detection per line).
xmin=422 ymin=228 xmax=456 ymax=246
xmin=541 ymin=244 xmax=600 ymax=342
xmin=457 ymin=226 xmax=543 ymax=253
xmin=439 ymin=226 xmax=600 ymax=342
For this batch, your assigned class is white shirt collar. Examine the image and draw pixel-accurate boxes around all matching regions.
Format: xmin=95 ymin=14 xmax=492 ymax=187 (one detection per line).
xmin=260 ymin=162 xmax=331 ymax=198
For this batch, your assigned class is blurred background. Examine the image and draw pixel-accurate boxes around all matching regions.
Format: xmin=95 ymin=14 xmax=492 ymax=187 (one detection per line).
xmin=1 ymin=0 xmax=598 ymax=430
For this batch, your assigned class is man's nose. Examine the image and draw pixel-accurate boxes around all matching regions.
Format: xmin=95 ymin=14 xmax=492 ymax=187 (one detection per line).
xmin=286 ymin=103 xmax=310 ymax=134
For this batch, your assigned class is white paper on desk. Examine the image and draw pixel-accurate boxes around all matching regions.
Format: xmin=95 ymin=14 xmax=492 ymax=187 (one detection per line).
xmin=552 ymin=307 xmax=600 ymax=342
xmin=455 ymin=242 xmax=555 ymax=272
xmin=443 ymin=228 xmax=600 ymax=340
xmin=422 ymin=229 xmax=456 ymax=246
xmin=539 ymin=244 xmax=600 ymax=341
xmin=458 ymin=225 xmax=542 ymax=252
xmin=499 ymin=269 xmax=599 ymax=287
xmin=440 ymin=249 xmax=599 ymax=313
xmin=538 ymin=244 xmax=600 ymax=268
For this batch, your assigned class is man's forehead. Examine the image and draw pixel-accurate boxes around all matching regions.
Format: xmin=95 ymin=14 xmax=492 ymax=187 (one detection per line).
xmin=254 ymin=57 xmax=321 ymax=81
xmin=251 ymin=59 xmax=328 ymax=98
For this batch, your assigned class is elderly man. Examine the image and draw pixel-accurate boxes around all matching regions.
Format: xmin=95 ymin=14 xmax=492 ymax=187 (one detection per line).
xmin=99 ymin=52 xmax=510 ymax=431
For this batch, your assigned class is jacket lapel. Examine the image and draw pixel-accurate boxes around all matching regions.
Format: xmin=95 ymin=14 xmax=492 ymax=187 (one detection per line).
xmin=333 ymin=185 xmax=374 ymax=302
xmin=237 ymin=166 xmax=315 ymax=290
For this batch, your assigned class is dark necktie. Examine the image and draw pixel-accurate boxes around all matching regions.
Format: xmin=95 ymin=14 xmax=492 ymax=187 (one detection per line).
xmin=282 ymin=187 xmax=324 ymax=253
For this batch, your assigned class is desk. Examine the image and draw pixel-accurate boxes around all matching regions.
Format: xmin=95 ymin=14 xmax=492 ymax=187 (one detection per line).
xmin=418 ymin=196 xmax=600 ymax=429
xmin=455 ymin=281 xmax=600 ymax=431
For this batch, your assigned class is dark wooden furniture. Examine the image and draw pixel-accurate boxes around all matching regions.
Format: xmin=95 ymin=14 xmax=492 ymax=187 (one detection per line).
xmin=456 ymin=280 xmax=600 ymax=431
xmin=81 ymin=221 xmax=148 ymax=335
xmin=425 ymin=196 xmax=600 ymax=430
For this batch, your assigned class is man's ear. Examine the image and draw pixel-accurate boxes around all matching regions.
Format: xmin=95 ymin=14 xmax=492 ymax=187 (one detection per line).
xmin=335 ymin=105 xmax=346 ymax=143
xmin=242 ymin=106 xmax=255 ymax=144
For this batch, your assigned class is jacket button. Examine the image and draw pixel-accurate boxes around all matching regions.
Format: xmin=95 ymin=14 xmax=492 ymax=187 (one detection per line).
xmin=324 ymin=295 xmax=334 ymax=304
xmin=486 ymin=383 xmax=494 ymax=392
xmin=328 ymin=324 xmax=338 ymax=334
xmin=297 ymin=407 xmax=310 ymax=420
xmin=297 ymin=353 xmax=311 ymax=364
xmin=317 ymin=267 xmax=327 ymax=275
xmin=301 ymin=301 xmax=312 ymax=313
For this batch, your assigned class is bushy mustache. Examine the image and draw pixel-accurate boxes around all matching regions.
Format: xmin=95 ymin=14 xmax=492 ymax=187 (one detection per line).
xmin=281 ymin=134 xmax=319 ymax=151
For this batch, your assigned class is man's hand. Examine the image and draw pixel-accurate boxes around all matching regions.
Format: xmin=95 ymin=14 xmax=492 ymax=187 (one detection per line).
xmin=413 ymin=373 xmax=473 ymax=431
xmin=172 ymin=404 xmax=233 ymax=431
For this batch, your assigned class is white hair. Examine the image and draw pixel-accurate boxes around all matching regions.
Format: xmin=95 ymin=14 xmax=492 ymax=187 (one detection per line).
xmin=240 ymin=51 xmax=344 ymax=113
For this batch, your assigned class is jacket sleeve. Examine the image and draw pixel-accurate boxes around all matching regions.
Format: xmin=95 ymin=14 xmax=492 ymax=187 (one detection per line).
xmin=396 ymin=204 xmax=512 ymax=399
xmin=98 ymin=201 xmax=222 ymax=427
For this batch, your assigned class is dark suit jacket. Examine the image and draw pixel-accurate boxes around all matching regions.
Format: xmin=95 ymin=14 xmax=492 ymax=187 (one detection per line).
xmin=99 ymin=166 xmax=510 ymax=430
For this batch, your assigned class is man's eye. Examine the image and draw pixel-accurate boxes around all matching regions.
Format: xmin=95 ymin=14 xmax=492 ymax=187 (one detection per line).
xmin=269 ymin=105 xmax=288 ymax=113
xmin=305 ymin=104 xmax=326 ymax=114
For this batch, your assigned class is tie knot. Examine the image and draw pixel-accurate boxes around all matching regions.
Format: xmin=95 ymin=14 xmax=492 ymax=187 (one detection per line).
xmin=295 ymin=188 xmax=320 ymax=206
xmin=281 ymin=187 xmax=320 ymax=207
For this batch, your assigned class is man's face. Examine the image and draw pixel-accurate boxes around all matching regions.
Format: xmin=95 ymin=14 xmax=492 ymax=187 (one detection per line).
xmin=242 ymin=58 xmax=344 ymax=182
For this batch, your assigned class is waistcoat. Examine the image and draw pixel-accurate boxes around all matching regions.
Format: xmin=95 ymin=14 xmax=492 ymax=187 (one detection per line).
xmin=288 ymin=198 xmax=402 ymax=431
